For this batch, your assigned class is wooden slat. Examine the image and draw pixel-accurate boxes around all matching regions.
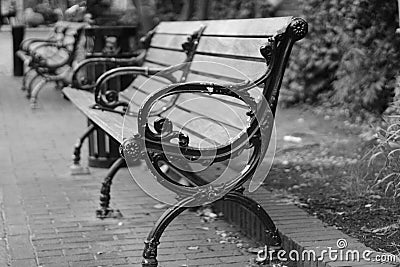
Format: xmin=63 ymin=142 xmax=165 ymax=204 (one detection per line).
xmin=201 ymin=17 xmax=292 ymax=37
xmin=196 ymin=36 xmax=266 ymax=59
xmin=170 ymin=93 xmax=248 ymax=130
xmin=150 ymin=34 xmax=188 ymax=51
xmin=156 ymin=21 xmax=207 ymax=35
xmin=146 ymin=48 xmax=188 ymax=67
xmin=142 ymin=61 xmax=167 ymax=69
xmin=160 ymin=111 xmax=242 ymax=147
xmin=157 ymin=17 xmax=293 ymax=36
xmin=62 ymin=87 xmax=129 ymax=143
xmin=186 ymin=71 xmax=242 ymax=84
xmin=123 ymin=75 xmax=172 ymax=97
xmin=120 ymin=75 xmax=175 ymax=113
xmin=157 ymin=17 xmax=292 ymax=37
xmin=190 ymin=55 xmax=268 ymax=81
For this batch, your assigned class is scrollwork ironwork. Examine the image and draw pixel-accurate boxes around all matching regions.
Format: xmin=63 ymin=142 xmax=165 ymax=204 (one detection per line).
xmin=142 ymin=238 xmax=160 ymax=267
xmin=181 ymin=26 xmax=206 ymax=55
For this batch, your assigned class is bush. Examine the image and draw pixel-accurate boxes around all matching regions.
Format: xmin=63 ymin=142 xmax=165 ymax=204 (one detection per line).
xmin=154 ymin=0 xmax=275 ymax=21
xmin=282 ymin=0 xmax=400 ymax=116
xmin=369 ymin=115 xmax=400 ymax=198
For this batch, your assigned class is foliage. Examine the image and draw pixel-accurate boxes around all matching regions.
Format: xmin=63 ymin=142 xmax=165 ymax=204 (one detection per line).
xmin=369 ymin=114 xmax=400 ymax=198
xmin=154 ymin=0 xmax=275 ymax=21
xmin=282 ymin=0 xmax=400 ymax=116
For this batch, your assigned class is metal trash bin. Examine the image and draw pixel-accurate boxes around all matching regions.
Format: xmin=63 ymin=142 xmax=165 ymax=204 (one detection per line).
xmin=84 ymin=26 xmax=138 ymax=168
xmin=12 ymin=24 xmax=25 ymax=76
xmin=87 ymin=120 xmax=120 ymax=168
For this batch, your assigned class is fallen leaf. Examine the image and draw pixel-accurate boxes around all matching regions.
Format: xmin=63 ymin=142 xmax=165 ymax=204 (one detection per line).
xmin=283 ymin=135 xmax=302 ymax=143
xmin=361 ymin=226 xmax=372 ymax=233
xmin=153 ymin=203 xmax=168 ymax=209
xmin=248 ymin=247 xmax=264 ymax=254
xmin=371 ymin=224 xmax=399 ymax=234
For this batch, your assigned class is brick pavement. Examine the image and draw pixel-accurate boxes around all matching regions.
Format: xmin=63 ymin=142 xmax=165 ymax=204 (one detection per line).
xmin=0 ymin=76 xmax=262 ymax=267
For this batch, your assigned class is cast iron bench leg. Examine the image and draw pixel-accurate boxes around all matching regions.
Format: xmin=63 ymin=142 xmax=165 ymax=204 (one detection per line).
xmin=26 ymin=72 xmax=40 ymax=99
xmin=96 ymin=157 xmax=125 ymax=219
xmin=30 ymin=78 xmax=47 ymax=109
xmin=70 ymin=124 xmax=95 ymax=175
xmin=141 ymin=192 xmax=281 ymax=266
xmin=223 ymin=191 xmax=282 ymax=247
xmin=22 ymin=68 xmax=35 ymax=91
xmin=142 ymin=197 xmax=193 ymax=267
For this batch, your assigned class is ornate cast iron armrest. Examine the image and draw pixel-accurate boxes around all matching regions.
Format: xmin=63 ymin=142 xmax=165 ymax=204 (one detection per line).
xmin=93 ymin=64 xmax=182 ymax=113
xmin=29 ymin=28 xmax=84 ymax=71
xmin=71 ymin=49 xmax=146 ymax=90
xmin=29 ymin=45 xmax=73 ymax=71
xmin=121 ymin=81 xmax=274 ymax=202
xmin=21 ymin=38 xmax=58 ymax=52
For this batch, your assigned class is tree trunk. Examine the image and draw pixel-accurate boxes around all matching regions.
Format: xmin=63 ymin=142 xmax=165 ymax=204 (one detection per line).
xmin=179 ymin=0 xmax=194 ymax=21
xmin=133 ymin=0 xmax=156 ymax=33
xmin=196 ymin=0 xmax=209 ymax=20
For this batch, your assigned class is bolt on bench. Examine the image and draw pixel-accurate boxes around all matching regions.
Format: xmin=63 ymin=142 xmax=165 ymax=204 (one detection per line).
xmin=63 ymin=17 xmax=307 ymax=266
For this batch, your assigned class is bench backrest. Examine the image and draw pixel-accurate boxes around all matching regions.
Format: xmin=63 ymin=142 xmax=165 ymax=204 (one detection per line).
xmin=116 ymin=21 xmax=207 ymax=112
xmin=54 ymin=21 xmax=87 ymax=50
xmin=136 ymin=17 xmax=306 ymax=148
xmin=95 ymin=17 xmax=306 ymax=151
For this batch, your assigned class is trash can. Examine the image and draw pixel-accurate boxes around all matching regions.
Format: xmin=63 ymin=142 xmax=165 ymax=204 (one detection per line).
xmin=12 ymin=24 xmax=25 ymax=76
xmin=87 ymin=120 xmax=121 ymax=168
xmin=85 ymin=26 xmax=138 ymax=168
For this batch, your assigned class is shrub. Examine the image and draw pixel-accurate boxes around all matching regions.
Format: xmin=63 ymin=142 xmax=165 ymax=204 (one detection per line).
xmin=370 ymin=115 xmax=400 ymax=198
xmin=282 ymin=0 xmax=400 ymax=116
xmin=154 ymin=0 xmax=275 ymax=21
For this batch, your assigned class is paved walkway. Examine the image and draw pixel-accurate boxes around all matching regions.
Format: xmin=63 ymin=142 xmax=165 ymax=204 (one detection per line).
xmin=0 ymin=76 xmax=261 ymax=267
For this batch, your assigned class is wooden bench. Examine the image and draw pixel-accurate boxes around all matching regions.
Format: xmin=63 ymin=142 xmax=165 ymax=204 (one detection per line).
xmin=17 ymin=21 xmax=87 ymax=107
xmin=19 ymin=22 xmax=70 ymax=55
xmin=63 ymin=17 xmax=307 ymax=267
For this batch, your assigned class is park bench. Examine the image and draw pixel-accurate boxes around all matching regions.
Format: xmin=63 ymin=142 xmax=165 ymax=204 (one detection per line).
xmin=63 ymin=17 xmax=307 ymax=266
xmin=17 ymin=21 xmax=87 ymax=107
xmin=19 ymin=21 xmax=75 ymax=55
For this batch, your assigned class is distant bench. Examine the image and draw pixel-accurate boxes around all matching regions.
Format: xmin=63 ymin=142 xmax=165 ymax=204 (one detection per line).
xmin=17 ymin=22 xmax=139 ymax=108
xmin=17 ymin=21 xmax=87 ymax=106
xmin=63 ymin=17 xmax=307 ymax=267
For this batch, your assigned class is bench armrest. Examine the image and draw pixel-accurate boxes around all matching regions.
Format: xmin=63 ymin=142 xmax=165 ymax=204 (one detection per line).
xmin=28 ymin=28 xmax=84 ymax=71
xmin=20 ymin=38 xmax=58 ymax=51
xmin=93 ymin=64 xmax=180 ymax=111
xmin=121 ymin=81 xmax=274 ymax=205
xmin=28 ymin=45 xmax=73 ymax=70
xmin=71 ymin=49 xmax=146 ymax=90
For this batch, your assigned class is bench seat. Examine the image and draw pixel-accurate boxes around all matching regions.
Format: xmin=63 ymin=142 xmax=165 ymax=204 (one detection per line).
xmin=63 ymin=88 xmax=130 ymax=142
